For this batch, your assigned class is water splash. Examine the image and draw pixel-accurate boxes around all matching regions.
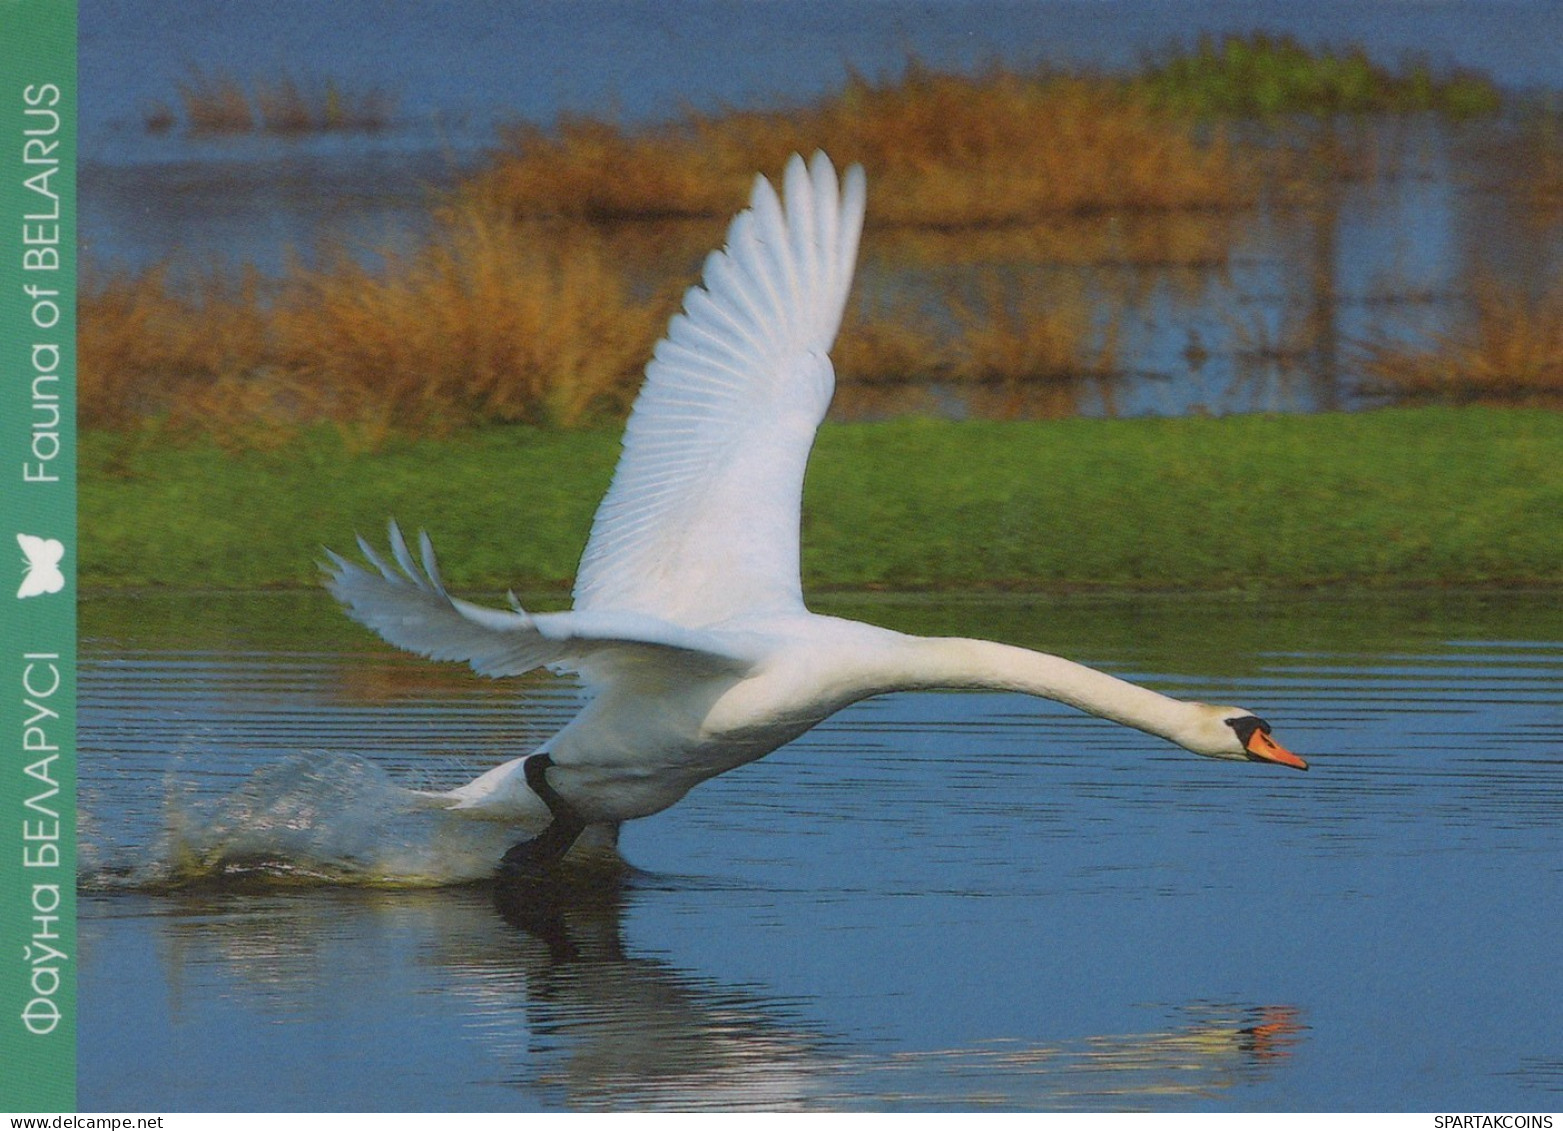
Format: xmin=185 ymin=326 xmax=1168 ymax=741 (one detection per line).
xmin=85 ymin=751 xmax=528 ymax=889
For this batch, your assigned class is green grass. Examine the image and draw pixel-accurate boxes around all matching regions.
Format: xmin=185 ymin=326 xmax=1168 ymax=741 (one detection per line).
xmin=1136 ymin=33 xmax=1502 ymax=118
xmin=80 ymin=408 xmax=1563 ymax=593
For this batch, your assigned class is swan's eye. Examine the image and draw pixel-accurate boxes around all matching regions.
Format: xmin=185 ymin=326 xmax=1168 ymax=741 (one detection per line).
xmin=1225 ymin=716 xmax=1271 ymax=747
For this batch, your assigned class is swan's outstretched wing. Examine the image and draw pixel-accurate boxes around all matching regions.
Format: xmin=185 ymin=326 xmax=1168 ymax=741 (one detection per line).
xmin=325 ymin=523 xmax=757 ymax=682
xmin=572 ymin=152 xmax=866 ymax=626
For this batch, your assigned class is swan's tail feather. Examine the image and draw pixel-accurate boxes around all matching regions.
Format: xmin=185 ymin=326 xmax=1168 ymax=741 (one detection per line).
xmin=406 ymin=788 xmax=463 ymax=810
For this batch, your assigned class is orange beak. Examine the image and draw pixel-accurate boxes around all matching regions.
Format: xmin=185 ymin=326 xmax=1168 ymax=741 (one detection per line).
xmin=1244 ymin=728 xmax=1308 ymax=771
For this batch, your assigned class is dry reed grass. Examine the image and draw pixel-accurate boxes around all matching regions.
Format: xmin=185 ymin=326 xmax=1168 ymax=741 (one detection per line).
xmin=1358 ymin=279 xmax=1563 ymax=403
xmin=833 ymin=270 xmax=1123 ymax=398
xmin=80 ymin=215 xmax=674 ymax=440
xmin=1528 ymin=115 xmax=1563 ymax=214
xmin=177 ymin=69 xmax=255 ymax=134
xmin=92 ymin=58 xmax=1264 ymax=445
xmin=80 ymin=237 xmax=1128 ymax=444
xmin=80 ymin=212 xmax=672 ymax=440
xmin=154 ymin=68 xmax=393 ymax=136
xmin=950 ymin=274 xmax=1121 ymax=391
xmin=78 ymin=265 xmax=275 ymax=432
xmin=835 ymin=297 xmax=948 ymax=386
xmin=871 ymin=210 xmax=1243 ymax=270
xmin=463 ymin=65 xmax=1256 ymax=226
xmin=1261 ymin=116 xmax=1440 ymax=214
xmin=827 ymin=378 xmax=1100 ymax=421
xmin=269 ymin=207 xmax=672 ymax=431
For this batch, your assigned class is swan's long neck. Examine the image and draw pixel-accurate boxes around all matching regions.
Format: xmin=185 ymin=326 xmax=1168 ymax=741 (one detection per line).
xmin=892 ymin=635 xmax=1201 ymax=747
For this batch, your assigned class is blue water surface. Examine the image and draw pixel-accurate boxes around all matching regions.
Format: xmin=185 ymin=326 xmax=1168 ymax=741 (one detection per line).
xmin=75 ymin=592 xmax=1563 ymax=1111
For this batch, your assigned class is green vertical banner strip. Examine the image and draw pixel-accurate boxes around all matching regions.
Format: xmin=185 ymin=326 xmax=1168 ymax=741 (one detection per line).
xmin=0 ymin=0 xmax=77 ymax=1114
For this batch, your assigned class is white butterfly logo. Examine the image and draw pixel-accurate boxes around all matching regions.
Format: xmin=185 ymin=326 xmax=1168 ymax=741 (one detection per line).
xmin=16 ymin=533 xmax=65 ymax=599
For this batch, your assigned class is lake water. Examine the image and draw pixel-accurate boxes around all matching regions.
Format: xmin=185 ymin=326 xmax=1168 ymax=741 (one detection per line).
xmin=78 ymin=0 xmax=1563 ymax=419
xmin=76 ymin=590 xmax=1563 ymax=1111
xmin=70 ymin=3 xmax=1563 ymax=1110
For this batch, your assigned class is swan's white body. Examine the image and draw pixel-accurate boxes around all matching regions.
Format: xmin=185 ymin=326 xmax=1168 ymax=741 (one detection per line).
xmin=327 ymin=153 xmax=1303 ymax=849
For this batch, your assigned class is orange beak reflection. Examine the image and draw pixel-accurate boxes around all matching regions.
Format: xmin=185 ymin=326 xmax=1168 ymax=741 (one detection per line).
xmin=1245 ymin=728 xmax=1308 ymax=771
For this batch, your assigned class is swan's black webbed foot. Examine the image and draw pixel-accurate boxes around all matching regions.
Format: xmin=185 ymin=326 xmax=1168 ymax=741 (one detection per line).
xmin=499 ymin=818 xmax=584 ymax=872
xmin=498 ymin=753 xmax=586 ymax=876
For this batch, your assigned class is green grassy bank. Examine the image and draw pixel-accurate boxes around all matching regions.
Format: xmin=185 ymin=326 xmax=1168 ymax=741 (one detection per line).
xmin=79 ymin=408 xmax=1562 ymax=594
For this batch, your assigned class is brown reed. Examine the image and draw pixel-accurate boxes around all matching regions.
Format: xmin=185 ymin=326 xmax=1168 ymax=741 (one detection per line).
xmin=177 ymin=68 xmax=255 ymax=134
xmin=77 ymin=264 xmax=275 ymax=432
xmin=1358 ymin=279 xmax=1563 ymax=403
xmin=834 ymin=296 xmax=949 ymax=386
xmin=462 ymin=65 xmax=1257 ymax=227
xmin=949 ymin=272 xmax=1121 ymax=387
xmin=165 ymin=68 xmax=392 ymax=136
xmin=829 ymin=267 xmax=1124 ymax=404
xmin=79 ymin=242 xmax=1132 ymax=443
xmin=268 ymin=206 xmax=673 ymax=431
xmin=254 ymin=76 xmax=315 ymax=135
xmin=1530 ymin=117 xmax=1563 ymax=214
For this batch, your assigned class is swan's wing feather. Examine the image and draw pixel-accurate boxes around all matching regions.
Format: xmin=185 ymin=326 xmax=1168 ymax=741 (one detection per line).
xmin=325 ymin=524 xmax=756 ymax=681
xmin=572 ymin=152 xmax=866 ymax=626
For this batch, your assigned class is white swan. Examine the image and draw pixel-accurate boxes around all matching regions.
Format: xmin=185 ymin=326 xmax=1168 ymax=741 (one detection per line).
xmin=326 ymin=152 xmax=1305 ymax=872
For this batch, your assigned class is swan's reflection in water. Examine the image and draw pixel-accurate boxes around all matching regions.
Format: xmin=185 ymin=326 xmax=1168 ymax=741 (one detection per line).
xmin=491 ymin=867 xmax=1305 ymax=1110
xmin=92 ymin=867 xmax=1303 ymax=1111
xmin=489 ymin=866 xmax=830 ymax=1109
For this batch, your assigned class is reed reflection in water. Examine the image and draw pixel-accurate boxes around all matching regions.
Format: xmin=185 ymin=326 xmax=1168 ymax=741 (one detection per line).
xmin=77 ymin=591 xmax=1563 ymax=1111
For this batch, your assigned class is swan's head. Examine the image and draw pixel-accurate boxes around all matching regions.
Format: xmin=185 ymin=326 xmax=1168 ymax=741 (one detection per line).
xmin=1187 ymin=706 xmax=1308 ymax=770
